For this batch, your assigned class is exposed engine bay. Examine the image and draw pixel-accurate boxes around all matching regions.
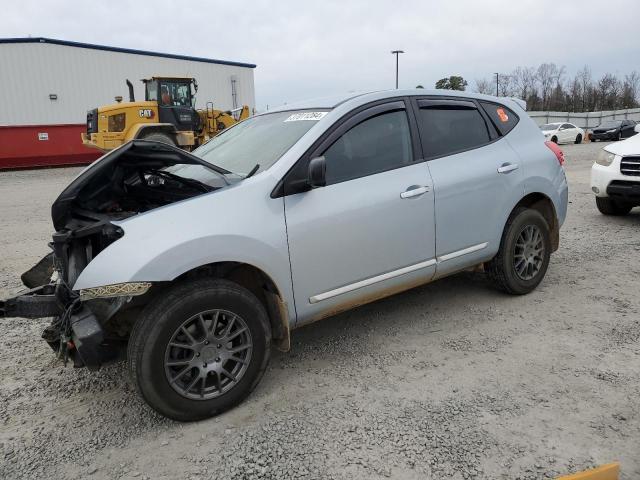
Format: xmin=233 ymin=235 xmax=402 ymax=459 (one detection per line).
xmin=1 ymin=140 xmax=233 ymax=369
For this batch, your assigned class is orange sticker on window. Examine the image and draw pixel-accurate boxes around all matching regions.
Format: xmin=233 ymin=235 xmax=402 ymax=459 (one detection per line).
xmin=496 ymin=108 xmax=509 ymax=122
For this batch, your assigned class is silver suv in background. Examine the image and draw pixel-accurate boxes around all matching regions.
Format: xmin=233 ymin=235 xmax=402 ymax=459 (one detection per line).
xmin=1 ymin=90 xmax=568 ymax=421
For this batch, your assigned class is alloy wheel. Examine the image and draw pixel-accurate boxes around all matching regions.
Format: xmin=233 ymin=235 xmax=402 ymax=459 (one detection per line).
xmin=513 ymin=224 xmax=545 ymax=281
xmin=164 ymin=309 xmax=253 ymax=400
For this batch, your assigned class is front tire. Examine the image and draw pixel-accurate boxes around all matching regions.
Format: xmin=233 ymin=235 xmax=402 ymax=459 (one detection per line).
xmin=141 ymin=131 xmax=176 ymax=146
xmin=551 ymin=136 xmax=558 ymax=144
xmin=595 ymin=197 xmax=632 ymax=216
xmin=128 ymin=278 xmax=271 ymax=421
xmin=487 ymin=208 xmax=551 ymax=295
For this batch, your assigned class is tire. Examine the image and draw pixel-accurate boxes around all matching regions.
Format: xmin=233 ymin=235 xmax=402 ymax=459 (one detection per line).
xmin=595 ymin=197 xmax=632 ymax=216
xmin=551 ymin=136 xmax=558 ymax=144
xmin=487 ymin=208 xmax=551 ymax=295
xmin=128 ymin=278 xmax=271 ymax=421
xmin=574 ymin=134 xmax=582 ymax=144
xmin=141 ymin=131 xmax=176 ymax=146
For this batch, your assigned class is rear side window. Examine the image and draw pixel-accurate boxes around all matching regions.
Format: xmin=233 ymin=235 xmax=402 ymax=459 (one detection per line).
xmin=479 ymin=101 xmax=519 ymax=136
xmin=417 ymin=106 xmax=491 ymax=159
xmin=322 ymin=110 xmax=412 ymax=185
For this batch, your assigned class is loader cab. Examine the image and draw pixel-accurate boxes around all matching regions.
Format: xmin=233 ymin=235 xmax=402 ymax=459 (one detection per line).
xmin=143 ymin=77 xmax=200 ymax=132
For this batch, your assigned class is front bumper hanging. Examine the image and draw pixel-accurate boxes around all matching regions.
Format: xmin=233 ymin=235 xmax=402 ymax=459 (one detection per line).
xmin=0 ymin=283 xmax=65 ymax=318
xmin=1 ymin=283 xmax=123 ymax=370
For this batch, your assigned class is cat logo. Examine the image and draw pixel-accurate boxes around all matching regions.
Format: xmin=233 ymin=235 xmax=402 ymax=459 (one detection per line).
xmin=139 ymin=109 xmax=154 ymax=119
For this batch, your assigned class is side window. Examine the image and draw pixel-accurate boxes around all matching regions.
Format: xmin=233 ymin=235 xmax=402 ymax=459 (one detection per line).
xmin=322 ymin=110 xmax=412 ymax=185
xmin=561 ymin=123 xmax=572 ymax=130
xmin=159 ymin=82 xmax=191 ymax=106
xmin=417 ymin=106 xmax=491 ymax=159
xmin=479 ymin=101 xmax=519 ymax=136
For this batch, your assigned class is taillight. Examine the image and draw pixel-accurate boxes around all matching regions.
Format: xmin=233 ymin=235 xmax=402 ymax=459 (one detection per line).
xmin=545 ymin=140 xmax=565 ymax=166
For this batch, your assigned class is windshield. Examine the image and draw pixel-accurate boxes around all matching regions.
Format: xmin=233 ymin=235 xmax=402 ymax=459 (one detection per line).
xmin=540 ymin=123 xmax=560 ymax=130
xmin=598 ymin=121 xmax=622 ymax=128
xmin=192 ymin=110 xmax=328 ymax=176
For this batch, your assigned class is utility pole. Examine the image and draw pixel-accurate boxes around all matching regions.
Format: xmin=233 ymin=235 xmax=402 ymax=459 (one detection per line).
xmin=494 ymin=72 xmax=499 ymax=96
xmin=391 ymin=50 xmax=404 ymax=89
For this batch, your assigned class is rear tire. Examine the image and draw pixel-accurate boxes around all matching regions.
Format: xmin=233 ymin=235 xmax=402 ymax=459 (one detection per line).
xmin=128 ymin=278 xmax=271 ymax=421
xmin=575 ymin=134 xmax=582 ymax=144
xmin=487 ymin=208 xmax=551 ymax=295
xmin=595 ymin=197 xmax=632 ymax=216
xmin=141 ymin=132 xmax=176 ymax=146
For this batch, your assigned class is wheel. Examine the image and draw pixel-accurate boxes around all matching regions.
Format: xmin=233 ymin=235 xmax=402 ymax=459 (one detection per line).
xmin=487 ymin=208 xmax=551 ymax=295
xmin=141 ymin=132 xmax=176 ymax=146
xmin=551 ymin=136 xmax=558 ymax=144
xmin=595 ymin=197 xmax=632 ymax=216
xmin=574 ymin=134 xmax=582 ymax=144
xmin=128 ymin=278 xmax=271 ymax=421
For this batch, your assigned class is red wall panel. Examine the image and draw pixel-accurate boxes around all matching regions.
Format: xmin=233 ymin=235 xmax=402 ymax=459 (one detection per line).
xmin=0 ymin=124 xmax=101 ymax=169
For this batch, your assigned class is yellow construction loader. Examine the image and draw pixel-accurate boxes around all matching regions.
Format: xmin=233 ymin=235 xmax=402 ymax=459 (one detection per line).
xmin=82 ymin=77 xmax=250 ymax=151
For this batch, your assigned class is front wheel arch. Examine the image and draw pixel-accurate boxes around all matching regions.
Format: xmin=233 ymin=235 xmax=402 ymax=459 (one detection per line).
xmin=171 ymin=262 xmax=291 ymax=352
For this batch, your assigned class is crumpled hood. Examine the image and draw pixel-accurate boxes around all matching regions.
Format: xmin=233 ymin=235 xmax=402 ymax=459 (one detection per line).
xmin=51 ymin=140 xmax=228 ymax=231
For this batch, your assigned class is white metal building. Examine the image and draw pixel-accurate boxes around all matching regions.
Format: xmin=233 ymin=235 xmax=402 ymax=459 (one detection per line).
xmin=0 ymin=37 xmax=256 ymax=126
xmin=0 ymin=37 xmax=256 ymax=168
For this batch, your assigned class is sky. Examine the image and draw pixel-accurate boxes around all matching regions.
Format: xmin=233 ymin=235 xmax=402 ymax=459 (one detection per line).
xmin=3 ymin=0 xmax=639 ymax=110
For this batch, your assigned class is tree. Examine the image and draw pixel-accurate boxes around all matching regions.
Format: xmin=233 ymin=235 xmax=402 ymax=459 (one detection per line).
xmin=597 ymin=73 xmax=621 ymax=110
xmin=497 ymin=73 xmax=514 ymax=97
xmin=435 ymin=76 xmax=468 ymax=91
xmin=576 ymin=66 xmax=592 ymax=111
xmin=474 ymin=78 xmax=493 ymax=95
xmin=512 ymin=66 xmax=537 ymax=103
xmin=621 ymin=71 xmax=640 ymax=108
xmin=536 ymin=63 xmax=562 ymax=110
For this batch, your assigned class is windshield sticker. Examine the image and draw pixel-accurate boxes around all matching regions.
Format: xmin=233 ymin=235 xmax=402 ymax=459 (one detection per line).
xmin=284 ymin=112 xmax=328 ymax=122
xmin=496 ymin=108 xmax=509 ymax=122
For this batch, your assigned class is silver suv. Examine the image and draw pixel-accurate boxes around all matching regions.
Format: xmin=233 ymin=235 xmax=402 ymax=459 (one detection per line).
xmin=1 ymin=90 xmax=568 ymax=420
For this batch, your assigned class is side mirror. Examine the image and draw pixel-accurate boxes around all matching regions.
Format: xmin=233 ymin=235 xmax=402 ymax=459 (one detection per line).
xmin=307 ymin=156 xmax=326 ymax=188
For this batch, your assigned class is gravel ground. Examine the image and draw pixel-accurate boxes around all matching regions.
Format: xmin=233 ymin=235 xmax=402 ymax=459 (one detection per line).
xmin=1 ymin=142 xmax=639 ymax=479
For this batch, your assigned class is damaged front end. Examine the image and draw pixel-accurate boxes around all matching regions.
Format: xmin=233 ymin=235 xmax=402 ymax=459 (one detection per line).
xmin=1 ymin=140 xmax=230 ymax=370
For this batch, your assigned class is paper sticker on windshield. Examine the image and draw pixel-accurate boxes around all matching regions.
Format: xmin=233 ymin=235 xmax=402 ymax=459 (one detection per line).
xmin=284 ymin=112 xmax=328 ymax=122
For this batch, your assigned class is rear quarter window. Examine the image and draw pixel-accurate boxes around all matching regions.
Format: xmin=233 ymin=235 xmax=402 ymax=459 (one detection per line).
xmin=479 ymin=101 xmax=519 ymax=136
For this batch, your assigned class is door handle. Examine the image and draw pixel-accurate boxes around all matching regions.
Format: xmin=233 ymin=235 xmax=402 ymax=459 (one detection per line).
xmin=497 ymin=163 xmax=519 ymax=174
xmin=400 ymin=185 xmax=430 ymax=199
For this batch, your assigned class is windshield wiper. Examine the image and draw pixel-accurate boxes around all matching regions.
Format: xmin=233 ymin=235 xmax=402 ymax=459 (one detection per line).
xmin=244 ymin=164 xmax=260 ymax=179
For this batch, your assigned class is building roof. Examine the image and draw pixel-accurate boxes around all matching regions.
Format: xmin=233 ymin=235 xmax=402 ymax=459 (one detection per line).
xmin=0 ymin=37 xmax=256 ymax=69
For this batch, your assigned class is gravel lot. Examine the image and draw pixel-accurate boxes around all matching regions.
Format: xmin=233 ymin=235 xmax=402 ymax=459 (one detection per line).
xmin=1 ymin=141 xmax=639 ymax=479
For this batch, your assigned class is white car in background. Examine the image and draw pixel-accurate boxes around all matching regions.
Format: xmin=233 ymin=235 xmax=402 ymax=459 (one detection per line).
xmin=591 ymin=133 xmax=640 ymax=215
xmin=540 ymin=122 xmax=584 ymax=144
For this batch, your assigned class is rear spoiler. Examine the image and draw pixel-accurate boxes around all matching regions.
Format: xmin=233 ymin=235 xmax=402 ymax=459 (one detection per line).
xmin=509 ymin=97 xmax=527 ymax=111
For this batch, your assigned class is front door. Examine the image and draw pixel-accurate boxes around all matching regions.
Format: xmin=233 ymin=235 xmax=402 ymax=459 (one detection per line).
xmin=283 ymin=101 xmax=437 ymax=324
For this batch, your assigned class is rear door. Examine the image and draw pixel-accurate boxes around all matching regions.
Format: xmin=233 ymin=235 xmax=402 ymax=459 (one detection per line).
xmin=412 ymin=98 xmax=524 ymax=277
xmin=282 ymin=100 xmax=437 ymax=323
